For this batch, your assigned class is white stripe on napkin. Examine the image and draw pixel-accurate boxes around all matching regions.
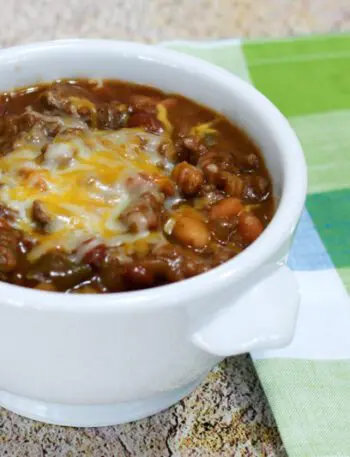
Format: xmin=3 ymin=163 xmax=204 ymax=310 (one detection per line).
xmin=253 ymin=269 xmax=350 ymax=360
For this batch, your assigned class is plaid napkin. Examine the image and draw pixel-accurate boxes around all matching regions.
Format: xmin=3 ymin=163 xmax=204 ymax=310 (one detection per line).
xmin=162 ymin=34 xmax=350 ymax=457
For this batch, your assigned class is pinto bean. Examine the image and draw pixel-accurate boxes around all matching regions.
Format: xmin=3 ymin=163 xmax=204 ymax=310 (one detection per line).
xmin=209 ymin=197 xmax=243 ymax=220
xmin=172 ymin=215 xmax=210 ymax=249
xmin=182 ymin=136 xmax=208 ymax=162
xmin=198 ymin=151 xmax=220 ymax=183
xmin=154 ymin=176 xmax=176 ymax=197
xmin=219 ymin=171 xmax=244 ymax=198
xmin=198 ymin=150 xmax=233 ymax=183
xmin=238 ymin=212 xmax=264 ymax=243
xmin=172 ymin=161 xmax=204 ymax=196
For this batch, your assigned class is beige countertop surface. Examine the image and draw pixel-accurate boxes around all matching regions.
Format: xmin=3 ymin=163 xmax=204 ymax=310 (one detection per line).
xmin=0 ymin=1 xmax=349 ymax=456
xmin=1 ymin=0 xmax=350 ymax=46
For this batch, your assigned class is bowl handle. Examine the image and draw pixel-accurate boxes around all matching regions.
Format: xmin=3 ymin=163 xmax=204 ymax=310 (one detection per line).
xmin=190 ymin=265 xmax=300 ymax=356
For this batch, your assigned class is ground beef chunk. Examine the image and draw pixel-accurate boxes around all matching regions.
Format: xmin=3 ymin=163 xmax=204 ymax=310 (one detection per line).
xmin=27 ymin=252 xmax=92 ymax=291
xmin=243 ymin=175 xmax=270 ymax=202
xmin=96 ymin=102 xmax=131 ymax=129
xmin=31 ymin=200 xmax=51 ymax=232
xmin=120 ymin=192 xmax=164 ymax=233
xmin=41 ymin=83 xmax=97 ymax=125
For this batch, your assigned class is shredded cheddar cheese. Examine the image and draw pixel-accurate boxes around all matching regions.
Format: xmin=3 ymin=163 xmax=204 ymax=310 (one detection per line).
xmin=190 ymin=120 xmax=218 ymax=139
xmin=156 ymin=104 xmax=173 ymax=134
xmin=0 ymin=127 xmax=170 ymax=260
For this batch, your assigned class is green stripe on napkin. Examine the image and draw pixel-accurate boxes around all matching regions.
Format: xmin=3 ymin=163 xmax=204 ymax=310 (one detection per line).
xmin=243 ymin=34 xmax=350 ymax=117
xmin=255 ymin=359 xmax=350 ymax=457
xmin=289 ymin=110 xmax=350 ymax=194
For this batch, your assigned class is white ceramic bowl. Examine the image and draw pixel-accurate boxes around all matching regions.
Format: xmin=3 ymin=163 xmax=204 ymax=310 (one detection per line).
xmin=0 ymin=40 xmax=307 ymax=426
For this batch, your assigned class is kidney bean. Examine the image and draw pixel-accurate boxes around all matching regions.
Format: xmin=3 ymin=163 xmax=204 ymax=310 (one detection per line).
xmin=127 ymin=111 xmax=163 ymax=134
xmin=83 ymin=244 xmax=107 ymax=268
xmin=100 ymin=258 xmax=126 ymax=292
xmin=125 ymin=262 xmax=156 ymax=288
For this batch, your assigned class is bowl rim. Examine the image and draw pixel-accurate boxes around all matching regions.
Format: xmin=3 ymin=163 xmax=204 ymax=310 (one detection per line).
xmin=0 ymin=39 xmax=307 ymax=311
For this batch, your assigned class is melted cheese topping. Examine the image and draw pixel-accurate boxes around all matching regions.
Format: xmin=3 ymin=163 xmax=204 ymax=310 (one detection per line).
xmin=0 ymin=126 xmax=171 ymax=261
xmin=190 ymin=120 xmax=218 ymax=139
xmin=156 ymin=104 xmax=173 ymax=134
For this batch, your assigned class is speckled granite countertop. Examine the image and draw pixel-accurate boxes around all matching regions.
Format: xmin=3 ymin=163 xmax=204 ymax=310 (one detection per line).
xmin=0 ymin=1 xmax=349 ymax=456
xmin=0 ymin=0 xmax=350 ymax=45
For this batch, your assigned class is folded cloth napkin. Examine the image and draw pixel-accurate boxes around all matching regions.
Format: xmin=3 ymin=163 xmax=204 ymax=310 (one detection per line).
xmin=163 ymin=34 xmax=350 ymax=457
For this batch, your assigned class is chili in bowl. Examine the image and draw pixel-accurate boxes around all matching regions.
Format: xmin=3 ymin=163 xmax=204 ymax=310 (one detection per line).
xmin=0 ymin=40 xmax=306 ymax=426
xmin=0 ymin=79 xmax=274 ymax=293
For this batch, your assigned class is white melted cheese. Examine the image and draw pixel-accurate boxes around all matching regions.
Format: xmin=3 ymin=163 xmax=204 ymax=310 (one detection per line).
xmin=0 ymin=126 xmax=171 ymax=261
